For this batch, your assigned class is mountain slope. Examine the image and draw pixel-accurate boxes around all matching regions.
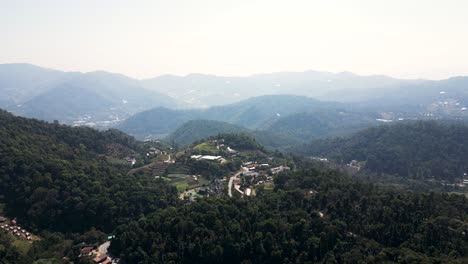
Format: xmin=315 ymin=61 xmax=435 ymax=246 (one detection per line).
xmin=17 ymin=83 xmax=114 ymax=122
xmin=165 ymin=119 xmax=301 ymax=148
xmin=165 ymin=120 xmax=248 ymax=146
xmin=0 ymin=109 xmax=177 ymax=232
xmin=118 ymin=94 xmax=365 ymax=140
xmin=298 ymin=121 xmax=468 ymax=182
xmin=0 ymin=64 xmax=180 ymax=125
xmin=0 ymin=63 xmax=68 ymax=106
xmin=265 ymin=110 xmax=378 ymax=140
xmin=16 ymin=71 xmax=180 ymax=124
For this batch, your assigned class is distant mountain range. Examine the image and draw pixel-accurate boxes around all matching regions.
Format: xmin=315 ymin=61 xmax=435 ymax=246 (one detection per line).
xmin=141 ymin=71 xmax=418 ymax=107
xmin=2 ymin=63 xmax=468 ymax=140
xmin=0 ymin=64 xmax=179 ymax=126
xmin=119 ymin=95 xmax=379 ymax=144
xmin=353 ymin=76 xmax=468 ymax=115
xmin=142 ymin=70 xmax=468 ymax=119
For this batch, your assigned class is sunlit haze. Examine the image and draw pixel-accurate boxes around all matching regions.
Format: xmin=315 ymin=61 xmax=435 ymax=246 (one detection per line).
xmin=2 ymin=0 xmax=468 ymax=79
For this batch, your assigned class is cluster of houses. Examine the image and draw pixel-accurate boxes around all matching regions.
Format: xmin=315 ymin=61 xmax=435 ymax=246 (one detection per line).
xmin=233 ymin=162 xmax=291 ymax=196
xmin=211 ymin=139 xmax=239 ymax=156
xmin=244 ymin=162 xmax=269 ymax=171
xmin=80 ymin=248 xmax=112 ymax=264
xmin=243 ymin=162 xmax=290 ymax=175
xmin=182 ymin=178 xmax=227 ymax=202
xmin=0 ymin=217 xmax=33 ymax=241
xmin=146 ymin=147 xmax=162 ymax=157
xmin=80 ymin=244 xmax=117 ymax=263
xmin=242 ymin=171 xmax=273 ymax=186
xmin=197 ymin=179 xmax=226 ymax=196
xmin=271 ymin=165 xmax=291 ymax=174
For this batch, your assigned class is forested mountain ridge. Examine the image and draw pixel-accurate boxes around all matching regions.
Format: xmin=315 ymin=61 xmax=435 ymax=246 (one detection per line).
xmin=118 ymin=95 xmax=377 ymax=142
xmin=297 ymin=121 xmax=468 ymax=182
xmin=265 ymin=110 xmax=378 ymax=140
xmin=0 ymin=109 xmax=178 ymax=233
xmin=165 ymin=120 xmax=248 ymax=146
xmin=165 ymin=119 xmax=301 ymax=149
xmin=118 ymin=95 xmax=341 ymax=137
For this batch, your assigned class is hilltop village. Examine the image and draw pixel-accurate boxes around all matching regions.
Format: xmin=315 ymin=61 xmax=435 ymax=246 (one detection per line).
xmin=126 ymin=134 xmax=293 ymax=202
xmin=58 ymin=134 xmax=294 ymax=263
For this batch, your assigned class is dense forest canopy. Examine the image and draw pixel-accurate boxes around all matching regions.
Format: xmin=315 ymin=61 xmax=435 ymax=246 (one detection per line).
xmin=165 ymin=119 xmax=301 ymax=149
xmin=165 ymin=120 xmax=248 ymax=146
xmin=0 ymin=110 xmax=467 ymax=263
xmin=297 ymin=121 xmax=468 ymax=182
xmin=0 ymin=110 xmax=177 ymax=232
xmin=110 ymin=168 xmax=468 ymax=263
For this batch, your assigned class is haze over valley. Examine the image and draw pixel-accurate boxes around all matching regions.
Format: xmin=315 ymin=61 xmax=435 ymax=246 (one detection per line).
xmin=2 ymin=63 xmax=468 ymax=147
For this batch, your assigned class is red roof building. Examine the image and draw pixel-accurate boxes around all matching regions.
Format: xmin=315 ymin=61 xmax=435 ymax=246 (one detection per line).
xmin=93 ymin=254 xmax=108 ymax=263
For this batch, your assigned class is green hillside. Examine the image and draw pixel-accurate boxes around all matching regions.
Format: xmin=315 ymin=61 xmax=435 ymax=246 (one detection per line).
xmin=118 ymin=95 xmax=349 ymax=139
xmin=265 ymin=110 xmax=378 ymax=140
xmin=110 ymin=167 xmax=468 ymax=263
xmin=298 ymin=121 xmax=468 ymax=182
xmin=165 ymin=119 xmax=301 ymax=149
xmin=165 ymin=120 xmax=248 ymax=146
xmin=0 ymin=109 xmax=177 ymax=232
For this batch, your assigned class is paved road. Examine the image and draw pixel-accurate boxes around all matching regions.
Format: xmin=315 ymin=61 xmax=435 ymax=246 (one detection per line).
xmin=228 ymin=167 xmax=248 ymax=197
xmin=98 ymin=241 xmax=110 ymax=255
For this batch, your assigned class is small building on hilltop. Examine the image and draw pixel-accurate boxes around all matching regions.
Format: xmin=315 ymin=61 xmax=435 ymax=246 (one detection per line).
xmin=271 ymin=165 xmax=291 ymax=174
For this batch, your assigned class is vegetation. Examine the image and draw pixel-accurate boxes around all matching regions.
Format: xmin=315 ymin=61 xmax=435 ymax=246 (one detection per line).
xmin=266 ymin=110 xmax=377 ymax=141
xmin=0 ymin=110 xmax=178 ymax=233
xmin=297 ymin=121 xmax=468 ymax=182
xmin=1 ymin=110 xmax=468 ymax=263
xmin=119 ymin=95 xmax=375 ymax=144
xmin=110 ymin=168 xmax=468 ymax=263
xmin=192 ymin=142 xmax=220 ymax=154
xmin=216 ymin=133 xmax=265 ymax=151
xmin=166 ymin=119 xmax=301 ymax=149
xmin=166 ymin=120 xmax=248 ymax=146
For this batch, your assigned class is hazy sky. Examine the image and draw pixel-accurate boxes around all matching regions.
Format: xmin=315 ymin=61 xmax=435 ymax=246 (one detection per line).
xmin=1 ymin=0 xmax=468 ymax=79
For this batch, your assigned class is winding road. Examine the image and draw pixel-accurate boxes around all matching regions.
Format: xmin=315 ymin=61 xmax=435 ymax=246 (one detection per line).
xmin=98 ymin=241 xmax=110 ymax=255
xmin=228 ymin=167 xmax=248 ymax=197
